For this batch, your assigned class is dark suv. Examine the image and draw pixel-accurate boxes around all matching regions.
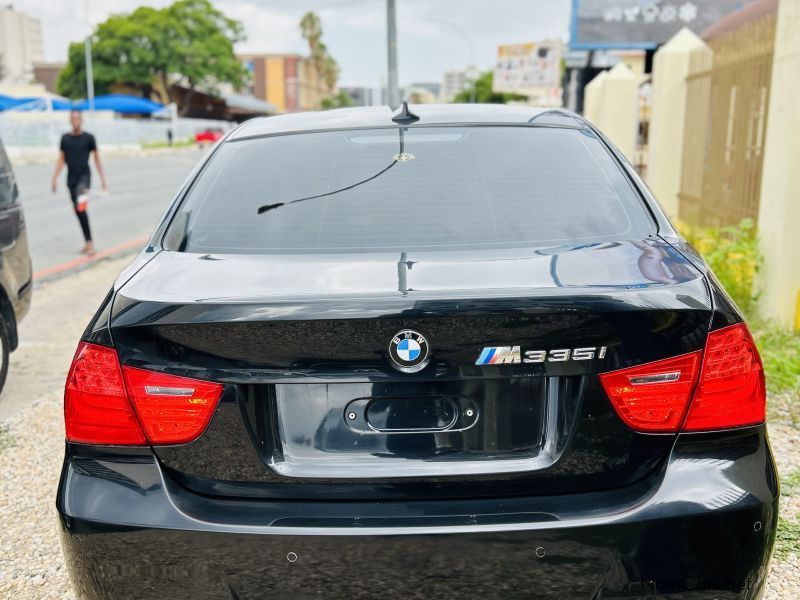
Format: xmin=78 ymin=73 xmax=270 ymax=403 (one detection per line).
xmin=58 ymin=105 xmax=777 ymax=599
xmin=0 ymin=136 xmax=32 ymax=394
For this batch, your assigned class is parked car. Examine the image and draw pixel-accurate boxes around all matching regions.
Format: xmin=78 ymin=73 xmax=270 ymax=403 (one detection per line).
xmin=194 ymin=127 xmax=224 ymax=146
xmin=0 ymin=136 xmax=32 ymax=395
xmin=58 ymin=105 xmax=777 ymax=599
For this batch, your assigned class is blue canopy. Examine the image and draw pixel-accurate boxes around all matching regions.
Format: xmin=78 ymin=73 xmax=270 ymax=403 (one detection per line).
xmin=72 ymin=94 xmax=164 ymax=114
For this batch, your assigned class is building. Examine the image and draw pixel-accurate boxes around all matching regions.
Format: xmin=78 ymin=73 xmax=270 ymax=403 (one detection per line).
xmin=340 ymin=86 xmax=377 ymax=107
xmin=0 ymin=6 xmax=44 ymax=84
xmin=441 ymin=68 xmax=479 ymax=102
xmin=404 ymin=85 xmax=438 ymax=104
xmin=32 ymin=62 xmax=65 ymax=94
xmin=407 ymin=82 xmax=441 ymax=100
xmin=238 ymin=54 xmax=323 ymax=114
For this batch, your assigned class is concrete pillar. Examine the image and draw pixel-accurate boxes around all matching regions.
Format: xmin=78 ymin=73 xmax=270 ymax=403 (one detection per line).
xmin=757 ymin=0 xmax=800 ymax=329
xmin=589 ymin=63 xmax=639 ymax=160
xmin=583 ymin=70 xmax=607 ymax=125
xmin=647 ymin=28 xmax=707 ymax=218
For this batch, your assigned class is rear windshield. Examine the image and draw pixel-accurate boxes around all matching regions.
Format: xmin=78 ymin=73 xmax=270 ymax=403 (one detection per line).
xmin=165 ymin=126 xmax=653 ymax=254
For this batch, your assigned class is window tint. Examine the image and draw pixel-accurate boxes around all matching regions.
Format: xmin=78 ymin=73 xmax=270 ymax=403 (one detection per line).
xmin=166 ymin=126 xmax=653 ymax=254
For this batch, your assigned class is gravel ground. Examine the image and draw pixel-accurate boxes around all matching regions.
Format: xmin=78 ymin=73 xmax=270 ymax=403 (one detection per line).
xmin=0 ymin=257 xmax=798 ymax=599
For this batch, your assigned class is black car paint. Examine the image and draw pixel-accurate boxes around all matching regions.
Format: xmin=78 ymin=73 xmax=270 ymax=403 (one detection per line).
xmin=102 ymin=241 xmax=709 ymax=502
xmin=58 ymin=106 xmax=777 ymax=599
xmin=0 ymin=137 xmax=32 ymax=353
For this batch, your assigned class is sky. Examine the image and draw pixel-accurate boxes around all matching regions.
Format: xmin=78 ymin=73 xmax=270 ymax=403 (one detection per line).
xmin=10 ymin=0 xmax=572 ymax=87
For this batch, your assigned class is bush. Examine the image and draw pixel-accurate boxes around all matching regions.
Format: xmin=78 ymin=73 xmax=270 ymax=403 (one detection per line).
xmin=678 ymin=218 xmax=761 ymax=316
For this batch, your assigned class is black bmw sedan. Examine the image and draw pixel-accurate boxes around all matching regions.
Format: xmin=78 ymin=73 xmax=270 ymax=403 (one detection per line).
xmin=57 ymin=105 xmax=778 ymax=599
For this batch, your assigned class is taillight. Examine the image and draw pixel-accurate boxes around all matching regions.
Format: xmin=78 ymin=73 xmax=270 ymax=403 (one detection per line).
xmin=600 ymin=352 xmax=701 ymax=432
xmin=64 ymin=342 xmax=223 ymax=446
xmin=600 ymin=323 xmax=765 ymax=433
xmin=122 ymin=367 xmax=223 ymax=445
xmin=683 ymin=323 xmax=765 ymax=431
xmin=65 ymin=343 xmax=146 ymax=445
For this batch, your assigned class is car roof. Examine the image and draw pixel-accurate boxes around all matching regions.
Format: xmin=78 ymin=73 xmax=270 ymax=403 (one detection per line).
xmin=229 ymin=104 xmax=585 ymax=140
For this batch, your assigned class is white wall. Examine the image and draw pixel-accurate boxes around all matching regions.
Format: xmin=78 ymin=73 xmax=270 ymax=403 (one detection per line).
xmin=756 ymin=0 xmax=800 ymax=329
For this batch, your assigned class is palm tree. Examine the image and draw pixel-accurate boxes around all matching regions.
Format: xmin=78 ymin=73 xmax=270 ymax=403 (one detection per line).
xmin=300 ymin=12 xmax=338 ymax=95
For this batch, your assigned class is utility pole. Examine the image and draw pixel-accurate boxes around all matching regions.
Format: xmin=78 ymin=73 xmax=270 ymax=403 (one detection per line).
xmin=386 ymin=0 xmax=399 ymax=108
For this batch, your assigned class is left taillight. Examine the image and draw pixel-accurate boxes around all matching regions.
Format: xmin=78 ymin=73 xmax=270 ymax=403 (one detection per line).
xmin=64 ymin=342 xmax=223 ymax=446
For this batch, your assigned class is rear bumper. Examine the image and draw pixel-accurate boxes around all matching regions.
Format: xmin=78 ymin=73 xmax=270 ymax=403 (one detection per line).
xmin=57 ymin=426 xmax=779 ymax=600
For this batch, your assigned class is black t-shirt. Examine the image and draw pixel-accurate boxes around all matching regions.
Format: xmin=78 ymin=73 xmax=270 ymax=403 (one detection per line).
xmin=60 ymin=132 xmax=96 ymax=187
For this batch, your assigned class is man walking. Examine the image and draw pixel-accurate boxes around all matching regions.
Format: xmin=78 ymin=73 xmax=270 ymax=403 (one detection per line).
xmin=51 ymin=110 xmax=108 ymax=255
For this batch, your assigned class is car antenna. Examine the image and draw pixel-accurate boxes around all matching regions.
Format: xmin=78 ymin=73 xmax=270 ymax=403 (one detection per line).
xmin=391 ymin=101 xmax=419 ymax=125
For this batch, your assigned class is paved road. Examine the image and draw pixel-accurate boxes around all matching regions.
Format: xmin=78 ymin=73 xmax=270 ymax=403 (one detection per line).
xmin=13 ymin=149 xmax=205 ymax=275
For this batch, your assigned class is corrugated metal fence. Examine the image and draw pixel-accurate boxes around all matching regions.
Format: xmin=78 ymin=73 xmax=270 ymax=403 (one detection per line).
xmin=678 ymin=13 xmax=776 ymax=227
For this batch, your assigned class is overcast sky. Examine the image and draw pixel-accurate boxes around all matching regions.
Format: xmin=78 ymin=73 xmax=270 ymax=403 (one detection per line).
xmin=10 ymin=0 xmax=572 ymax=87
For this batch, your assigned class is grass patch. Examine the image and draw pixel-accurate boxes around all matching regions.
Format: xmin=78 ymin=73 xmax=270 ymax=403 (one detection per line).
xmin=775 ymin=470 xmax=800 ymax=561
xmin=784 ymin=470 xmax=800 ymax=496
xmin=751 ymin=322 xmax=800 ymax=397
xmin=141 ymin=138 xmax=195 ymax=149
xmin=775 ymin=516 xmax=800 ymax=561
xmin=0 ymin=424 xmax=14 ymax=452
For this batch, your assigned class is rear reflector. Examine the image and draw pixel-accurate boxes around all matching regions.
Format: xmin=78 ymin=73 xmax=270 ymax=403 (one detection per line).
xmin=600 ymin=323 xmax=765 ymax=433
xmin=64 ymin=342 xmax=223 ymax=446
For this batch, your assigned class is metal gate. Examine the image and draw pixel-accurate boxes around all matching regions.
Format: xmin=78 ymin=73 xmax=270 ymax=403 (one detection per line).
xmin=678 ymin=13 xmax=776 ymax=227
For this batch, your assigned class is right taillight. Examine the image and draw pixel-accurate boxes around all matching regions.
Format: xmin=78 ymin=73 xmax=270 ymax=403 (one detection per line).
xmin=601 ymin=322 xmax=765 ymax=433
xmin=682 ymin=323 xmax=765 ymax=431
xmin=64 ymin=342 xmax=223 ymax=446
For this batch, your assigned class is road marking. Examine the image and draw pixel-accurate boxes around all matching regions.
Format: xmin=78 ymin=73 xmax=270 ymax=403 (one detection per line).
xmin=33 ymin=236 xmax=148 ymax=281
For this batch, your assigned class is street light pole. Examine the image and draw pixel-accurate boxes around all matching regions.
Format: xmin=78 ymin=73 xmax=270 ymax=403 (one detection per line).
xmin=84 ymin=0 xmax=95 ymax=114
xmin=84 ymin=38 xmax=95 ymax=114
xmin=386 ymin=0 xmax=399 ymax=108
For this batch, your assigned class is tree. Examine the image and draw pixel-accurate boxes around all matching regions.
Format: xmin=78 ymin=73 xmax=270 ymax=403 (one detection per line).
xmin=451 ymin=71 xmax=528 ymax=104
xmin=57 ymin=0 xmax=248 ymax=113
xmin=321 ymin=90 xmax=354 ymax=110
xmin=300 ymin=11 xmax=339 ymax=97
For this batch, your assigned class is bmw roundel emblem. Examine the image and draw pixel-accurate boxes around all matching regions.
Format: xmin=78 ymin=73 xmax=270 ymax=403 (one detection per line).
xmin=389 ymin=329 xmax=430 ymax=373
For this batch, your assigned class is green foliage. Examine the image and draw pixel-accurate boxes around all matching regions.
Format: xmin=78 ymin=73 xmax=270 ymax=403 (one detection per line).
xmin=321 ymin=90 xmax=354 ymax=110
xmin=679 ymin=219 xmax=761 ymax=316
xmin=451 ymin=71 xmax=528 ymax=104
xmin=751 ymin=322 xmax=800 ymax=396
xmin=57 ymin=0 xmax=248 ymax=105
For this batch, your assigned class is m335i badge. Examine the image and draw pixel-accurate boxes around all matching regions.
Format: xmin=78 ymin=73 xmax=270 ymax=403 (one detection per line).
xmin=475 ymin=345 xmax=607 ymax=365
xmin=389 ymin=329 xmax=431 ymax=373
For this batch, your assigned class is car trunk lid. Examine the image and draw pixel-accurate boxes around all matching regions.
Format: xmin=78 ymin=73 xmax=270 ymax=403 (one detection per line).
xmin=110 ymin=239 xmax=711 ymax=500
